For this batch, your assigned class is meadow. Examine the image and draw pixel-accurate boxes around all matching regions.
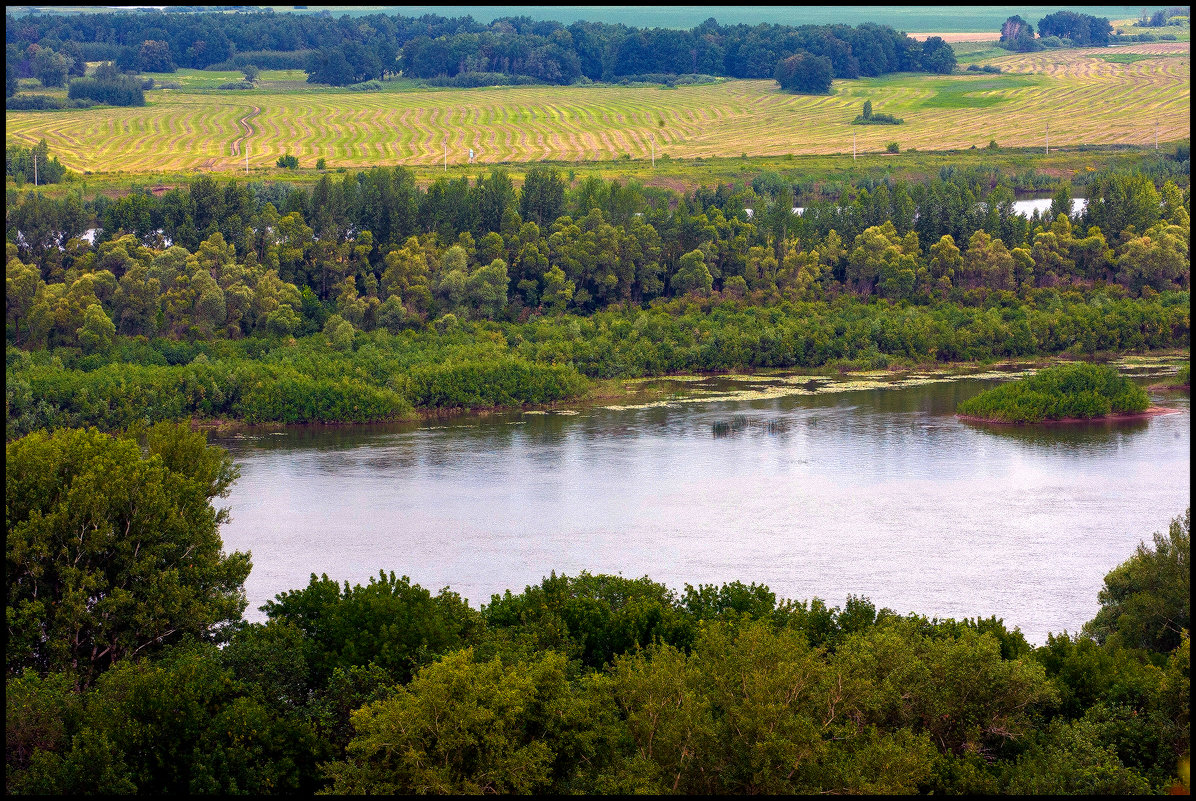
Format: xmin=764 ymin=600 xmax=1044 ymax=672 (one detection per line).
xmin=5 ymin=43 xmax=1189 ymax=176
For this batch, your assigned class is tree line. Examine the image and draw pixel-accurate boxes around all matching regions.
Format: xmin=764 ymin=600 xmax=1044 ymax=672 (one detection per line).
xmin=6 ymin=289 xmax=1190 ymax=436
xmin=6 ymin=423 xmax=1190 ymax=792
xmin=6 ymin=10 xmax=954 ymax=88
xmin=998 ymin=11 xmax=1113 ymax=52
xmin=5 ymin=165 xmax=1189 ymax=346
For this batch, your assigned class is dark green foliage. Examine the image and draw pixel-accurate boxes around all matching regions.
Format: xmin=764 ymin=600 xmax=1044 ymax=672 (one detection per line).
xmin=5 ymin=503 xmax=1190 ymax=794
xmin=6 ymin=424 xmax=251 ymax=686
xmin=262 ymin=571 xmax=482 ymax=685
xmin=482 ymin=572 xmax=694 ymax=669
xmin=774 ymin=51 xmax=833 ymax=94
xmin=8 ymin=291 xmax=1189 ymax=435
xmin=1084 ymin=509 xmax=1190 ymax=653
xmin=956 ymin=362 xmax=1151 ymax=423
xmin=402 ymin=358 xmax=584 ymax=409
xmin=1038 ymin=11 xmax=1113 ymax=47
xmin=5 ymin=140 xmax=66 ymax=184
xmin=999 ymin=15 xmax=1041 ymax=52
xmin=67 ymin=68 xmax=145 ymax=106
xmin=7 ymin=643 xmax=322 ymax=795
xmin=852 ymin=100 xmax=903 ymax=125
xmin=920 ymin=35 xmax=957 ymax=74
xmin=5 ymin=94 xmax=92 ymax=110
xmin=276 ymin=153 xmax=300 ymax=169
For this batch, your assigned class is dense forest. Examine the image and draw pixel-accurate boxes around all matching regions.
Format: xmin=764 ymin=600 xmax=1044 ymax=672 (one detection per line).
xmin=5 ymin=9 xmax=955 ymax=89
xmin=7 ymin=158 xmax=1191 ymax=328
xmin=5 ymin=423 xmax=1190 ymax=793
xmin=5 ymin=153 xmax=1190 ymax=430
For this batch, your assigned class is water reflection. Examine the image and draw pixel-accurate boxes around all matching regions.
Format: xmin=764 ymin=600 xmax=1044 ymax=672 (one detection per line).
xmin=212 ymin=369 xmax=1189 ymax=645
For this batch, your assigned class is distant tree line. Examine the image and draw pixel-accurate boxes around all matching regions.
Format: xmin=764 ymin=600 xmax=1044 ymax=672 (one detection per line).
xmin=6 ymin=10 xmax=953 ymax=88
xmin=6 ymin=41 xmax=145 ymax=107
xmin=1138 ymin=7 xmax=1189 ymax=27
xmin=999 ymin=11 xmax=1113 ymax=52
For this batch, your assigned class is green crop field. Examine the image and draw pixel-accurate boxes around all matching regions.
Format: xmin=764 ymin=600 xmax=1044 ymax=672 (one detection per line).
xmin=5 ymin=43 xmax=1189 ymax=176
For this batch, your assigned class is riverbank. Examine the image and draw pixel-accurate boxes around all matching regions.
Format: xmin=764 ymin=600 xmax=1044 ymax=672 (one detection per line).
xmin=182 ymin=351 xmax=1188 ymax=436
xmin=958 ymin=405 xmax=1180 ymax=426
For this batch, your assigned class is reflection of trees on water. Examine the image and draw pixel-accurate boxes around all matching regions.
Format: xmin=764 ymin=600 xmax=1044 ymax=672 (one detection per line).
xmin=962 ymin=415 xmax=1154 ymax=450
xmin=213 ymin=371 xmax=1183 ymax=464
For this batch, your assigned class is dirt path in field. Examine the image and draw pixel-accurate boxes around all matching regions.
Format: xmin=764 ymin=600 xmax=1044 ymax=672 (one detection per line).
xmin=230 ymin=105 xmax=261 ymax=157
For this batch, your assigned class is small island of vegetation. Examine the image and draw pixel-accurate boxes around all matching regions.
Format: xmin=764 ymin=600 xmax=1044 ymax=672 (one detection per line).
xmin=957 ymin=362 xmax=1152 ymax=424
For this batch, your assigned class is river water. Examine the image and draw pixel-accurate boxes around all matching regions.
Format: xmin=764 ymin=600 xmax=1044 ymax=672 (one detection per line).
xmin=212 ymin=363 xmax=1189 ymax=644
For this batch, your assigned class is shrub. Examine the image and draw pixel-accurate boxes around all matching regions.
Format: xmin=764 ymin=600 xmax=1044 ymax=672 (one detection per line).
xmin=6 ymin=94 xmax=92 ymax=110
xmin=67 ymin=75 xmax=145 ymax=106
xmin=276 ymin=154 xmax=299 ymax=169
xmin=957 ymin=362 xmax=1150 ymax=423
xmin=886 ymin=142 xmax=900 ymax=154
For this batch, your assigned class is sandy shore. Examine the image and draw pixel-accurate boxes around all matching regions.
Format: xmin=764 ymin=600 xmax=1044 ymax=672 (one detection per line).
xmin=957 ymin=406 xmax=1181 ymax=426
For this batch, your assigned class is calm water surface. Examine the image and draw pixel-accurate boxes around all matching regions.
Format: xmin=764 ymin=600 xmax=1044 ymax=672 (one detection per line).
xmin=213 ymin=369 xmax=1189 ymax=644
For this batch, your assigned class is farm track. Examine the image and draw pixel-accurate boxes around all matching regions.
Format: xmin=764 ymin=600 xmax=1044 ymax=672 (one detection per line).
xmin=6 ymin=43 xmax=1189 ymax=173
xmin=230 ymin=105 xmax=260 ymax=157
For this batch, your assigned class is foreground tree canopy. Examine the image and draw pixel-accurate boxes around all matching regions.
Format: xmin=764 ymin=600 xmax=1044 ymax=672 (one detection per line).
xmin=3 ymin=426 xmax=1191 ymax=793
xmin=6 ymin=424 xmax=250 ymax=686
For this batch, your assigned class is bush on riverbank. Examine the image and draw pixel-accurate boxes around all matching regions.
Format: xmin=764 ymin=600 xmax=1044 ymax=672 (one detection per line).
xmin=6 ymin=292 xmax=1189 ymax=437
xmin=956 ymin=362 xmax=1150 ymax=423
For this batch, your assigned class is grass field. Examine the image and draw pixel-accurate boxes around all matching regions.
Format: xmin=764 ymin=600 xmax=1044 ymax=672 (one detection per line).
xmin=5 ymin=43 xmax=1189 ymax=176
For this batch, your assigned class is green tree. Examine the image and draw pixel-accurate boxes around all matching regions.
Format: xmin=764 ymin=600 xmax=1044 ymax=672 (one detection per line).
xmin=1084 ymin=509 xmax=1190 ymax=653
xmin=1115 ymin=222 xmax=1190 ymax=293
xmin=32 ymin=48 xmax=69 ymax=88
xmin=467 ymin=258 xmax=510 ymax=319
xmin=6 ymin=425 xmax=251 ymax=686
xmin=75 ymin=303 xmax=115 ymax=354
xmin=672 ymin=248 xmax=713 ymax=296
xmin=323 ymin=313 xmax=356 ymax=351
xmin=262 ymin=571 xmax=480 ymax=686
xmin=6 ymin=256 xmax=43 ymax=345
xmin=774 ymin=52 xmax=833 ymax=94
xmin=326 ymin=649 xmax=577 ymax=794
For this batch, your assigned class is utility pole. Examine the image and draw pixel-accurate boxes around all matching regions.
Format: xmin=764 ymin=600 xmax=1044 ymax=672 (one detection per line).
xmin=853 ymin=133 xmax=856 ymax=163
xmin=444 ymin=136 xmax=447 ymax=172
xmin=651 ymin=135 xmax=655 ymax=168
xmin=1154 ymin=118 xmax=1159 ymax=150
xmin=245 ymin=141 xmax=249 ymax=175
xmin=33 ymin=151 xmax=38 ymax=187
xmin=1045 ymin=122 xmax=1049 ymax=155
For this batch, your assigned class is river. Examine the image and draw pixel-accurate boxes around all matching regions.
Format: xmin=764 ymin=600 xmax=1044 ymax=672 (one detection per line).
xmin=212 ymin=362 xmax=1189 ymax=644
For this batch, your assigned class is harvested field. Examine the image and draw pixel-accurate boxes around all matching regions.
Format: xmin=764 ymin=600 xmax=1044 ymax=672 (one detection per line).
xmin=5 ymin=44 xmax=1189 ymax=174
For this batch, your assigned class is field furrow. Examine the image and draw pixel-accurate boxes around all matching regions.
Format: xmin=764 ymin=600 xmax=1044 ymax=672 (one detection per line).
xmin=7 ymin=44 xmax=1188 ymax=173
